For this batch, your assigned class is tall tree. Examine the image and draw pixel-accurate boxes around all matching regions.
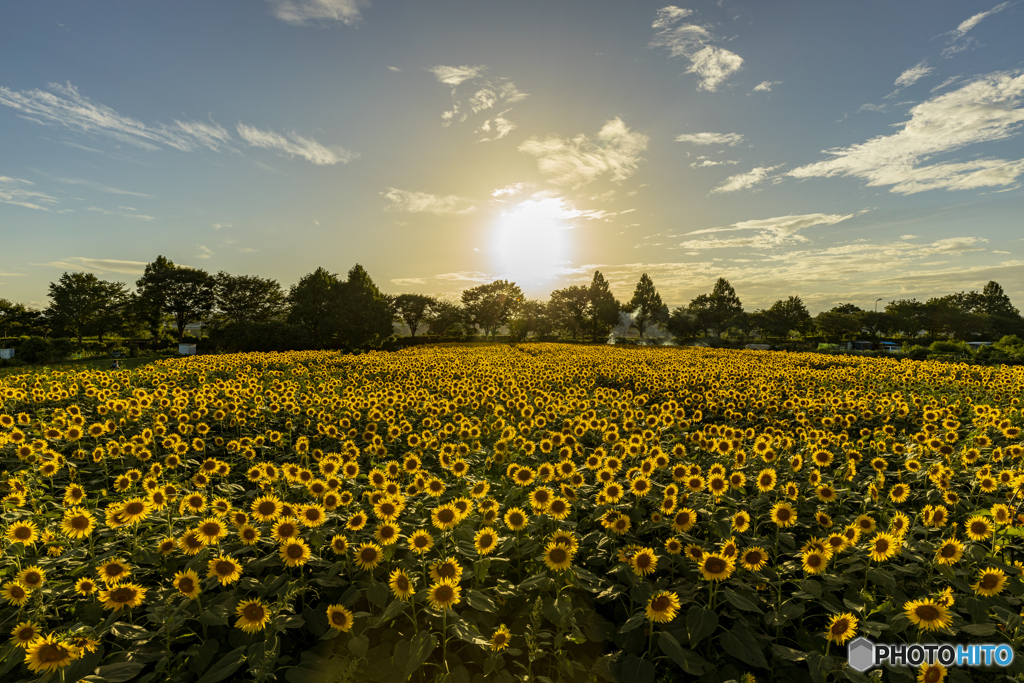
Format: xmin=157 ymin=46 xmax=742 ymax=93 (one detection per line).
xmin=885 ymin=299 xmax=926 ymax=339
xmin=393 ymin=293 xmax=436 ymax=338
xmin=548 ymin=285 xmax=590 ymax=340
xmin=135 ymin=256 xmax=178 ymax=341
xmin=287 ymin=267 xmax=340 ymax=348
xmin=162 ymin=268 xmax=216 ymax=341
xmin=982 ymin=281 xmax=1018 ymax=317
xmin=215 ymin=272 xmax=287 ymax=324
xmin=624 ymin=273 xmax=668 ymax=339
xmin=90 ymin=281 xmax=132 ymax=343
xmin=814 ymin=306 xmax=862 ymax=343
xmin=586 ymin=271 xmax=622 ymax=343
xmin=425 ymin=300 xmax=468 ymax=338
xmin=508 ymin=300 xmax=551 ymax=342
xmin=331 ymin=264 xmax=395 ymax=351
xmin=46 ymin=272 xmax=111 ymax=346
xmin=756 ymin=296 xmax=812 ymax=340
xmin=688 ymin=278 xmax=743 ymax=337
xmin=461 ymin=280 xmax=524 ymax=338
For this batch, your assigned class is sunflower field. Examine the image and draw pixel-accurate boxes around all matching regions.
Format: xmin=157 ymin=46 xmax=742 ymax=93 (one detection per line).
xmin=1 ymin=345 xmax=1024 ymax=683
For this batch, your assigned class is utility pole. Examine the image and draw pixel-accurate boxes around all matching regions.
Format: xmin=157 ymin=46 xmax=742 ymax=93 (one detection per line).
xmin=875 ymin=298 xmax=883 ymax=313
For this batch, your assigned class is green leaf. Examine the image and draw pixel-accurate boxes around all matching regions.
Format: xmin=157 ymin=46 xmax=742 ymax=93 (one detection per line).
xmin=404 ymin=631 xmax=437 ymax=678
xmin=685 ymin=606 xmax=718 ymax=648
xmin=348 ymin=634 xmax=369 ymax=658
xmin=959 ymin=623 xmax=997 ymax=636
xmin=658 ymin=632 xmax=710 ymax=675
xmin=188 ymin=638 xmax=220 ymax=676
xmin=806 ymin=652 xmax=835 ymax=683
xmin=772 ymin=644 xmax=808 ymax=662
xmin=95 ymin=662 xmax=148 ymax=682
xmin=375 ymin=598 xmax=408 ymax=627
xmin=518 ymin=573 xmax=548 ymax=591
xmin=720 ymin=626 xmax=768 ymax=669
xmin=619 ymin=654 xmax=655 ymax=683
xmin=723 ymin=588 xmax=764 ymax=614
xmin=866 ymin=568 xmax=896 ymax=593
xmin=466 ymin=589 xmax=496 ymax=613
xmin=367 ymin=581 xmax=389 ymax=607
xmin=799 ymin=579 xmax=822 ymax=598
xmin=195 ymin=646 xmax=246 ymax=683
xmin=619 ymin=610 xmax=647 ymax=634
xmin=108 ymin=622 xmax=151 ymax=640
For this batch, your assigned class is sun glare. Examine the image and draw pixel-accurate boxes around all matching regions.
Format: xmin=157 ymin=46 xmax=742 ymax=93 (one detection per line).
xmin=492 ymin=199 xmax=570 ymax=287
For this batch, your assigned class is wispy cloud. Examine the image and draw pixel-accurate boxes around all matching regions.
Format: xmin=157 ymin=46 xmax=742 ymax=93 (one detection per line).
xmin=649 ymin=6 xmax=744 ymax=91
xmin=381 ymin=188 xmax=476 ymax=214
xmin=38 ymin=173 xmax=155 ymax=198
xmin=690 ymin=159 xmax=739 ymax=168
xmin=943 ymin=2 xmax=1015 ymax=57
xmin=0 ymin=175 xmax=58 ymax=211
xmin=85 ymin=206 xmax=155 ymax=220
xmin=789 ymin=71 xmax=1024 ymax=194
xmin=675 ymin=132 xmax=745 ymax=146
xmin=518 ymin=117 xmax=649 ymax=189
xmin=195 ymin=245 xmax=214 ymax=260
xmin=429 ymin=65 xmax=527 ymax=141
xmin=679 ymin=212 xmax=860 ymax=250
xmin=710 ymin=165 xmax=782 ymax=194
xmin=40 ymin=257 xmax=149 ymax=276
xmin=213 ymin=223 xmax=232 ymax=230
xmin=266 ymin=0 xmax=366 ymax=26
xmin=752 ymin=81 xmax=780 ymax=93
xmin=894 ymin=61 xmax=933 ymax=88
xmin=491 ymin=183 xmax=526 ymax=198
xmin=235 ymin=123 xmax=357 ymax=165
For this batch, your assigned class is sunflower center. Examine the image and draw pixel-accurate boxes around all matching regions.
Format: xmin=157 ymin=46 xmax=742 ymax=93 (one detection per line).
xmin=111 ymin=587 xmax=135 ymax=602
xmin=396 ymin=576 xmax=409 ymax=591
xmin=980 ymin=574 xmax=999 ymax=590
xmin=244 ymin=604 xmax=265 ymax=621
xmin=652 ymin=596 xmax=670 ymax=611
xmin=24 ymin=572 xmax=41 ymax=585
xmin=258 ymin=502 xmax=276 ymax=516
xmin=705 ymin=557 xmax=726 ymax=573
xmin=178 ymin=578 xmax=194 ymax=593
xmin=332 ymin=611 xmax=348 ymax=626
xmin=287 ymin=544 xmax=304 ymax=559
xmin=831 ymin=618 xmax=850 ymax=635
xmin=438 ymin=564 xmax=456 ymax=578
xmin=361 ymin=549 xmax=378 ymax=563
xmin=550 ymin=548 xmax=568 ymax=564
xmin=201 ymin=523 xmax=220 ymax=536
xmin=915 ymin=605 xmax=940 ymax=621
xmin=875 ymin=540 xmax=889 ymax=553
xmin=435 ymin=586 xmax=454 ymax=602
xmin=635 ymin=554 xmax=651 ymax=569
xmin=777 ymin=509 xmax=791 ymax=522
xmin=808 ymin=554 xmax=823 ymax=568
xmin=438 ymin=509 xmax=455 ymax=524
xmin=971 ymin=522 xmax=987 ymax=535
xmin=480 ymin=535 xmax=493 ymax=548
xmin=39 ymin=643 xmax=69 ymax=663
xmin=14 ymin=527 xmax=31 ymax=539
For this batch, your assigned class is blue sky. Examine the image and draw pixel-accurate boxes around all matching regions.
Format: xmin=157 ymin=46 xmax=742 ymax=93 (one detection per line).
xmin=2 ymin=1 xmax=1023 ymax=312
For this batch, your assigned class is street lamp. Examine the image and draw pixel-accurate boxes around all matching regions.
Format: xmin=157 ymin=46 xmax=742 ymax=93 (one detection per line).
xmin=875 ymin=298 xmax=883 ymax=313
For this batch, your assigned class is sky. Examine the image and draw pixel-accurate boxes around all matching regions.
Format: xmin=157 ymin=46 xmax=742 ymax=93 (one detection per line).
xmin=1 ymin=0 xmax=1023 ymax=313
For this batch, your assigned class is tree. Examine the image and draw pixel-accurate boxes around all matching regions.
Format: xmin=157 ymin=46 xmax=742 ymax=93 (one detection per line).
xmin=689 ymin=278 xmax=743 ymax=337
xmin=586 ymin=271 xmax=623 ymax=343
xmin=756 ymin=296 xmax=812 ymax=340
xmin=548 ymin=286 xmax=590 ymax=340
xmin=624 ymin=273 xmax=668 ymax=339
xmin=857 ymin=310 xmax=890 ymax=340
xmin=0 ymin=299 xmax=38 ymax=339
xmin=46 ymin=272 xmax=111 ymax=346
xmin=330 ymin=264 xmax=395 ymax=351
xmin=287 ymin=268 xmax=340 ymax=348
xmin=508 ymin=300 xmax=551 ymax=342
xmin=461 ymin=280 xmax=524 ymax=338
xmin=135 ymin=256 xmax=178 ymax=341
xmin=815 ymin=308 xmax=863 ymax=343
xmin=393 ymin=294 xmax=436 ymax=338
xmin=425 ymin=300 xmax=468 ymax=338
xmin=885 ymin=299 xmax=926 ymax=340
xmin=215 ymin=272 xmax=287 ymax=324
xmin=982 ymin=281 xmax=1018 ymax=317
xmin=666 ymin=307 xmax=698 ymax=340
xmin=161 ymin=268 xmax=216 ymax=342
xmin=90 ymin=281 xmax=132 ymax=343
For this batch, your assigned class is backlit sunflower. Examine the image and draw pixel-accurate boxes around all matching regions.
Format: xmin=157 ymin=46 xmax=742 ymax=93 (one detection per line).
xmin=918 ymin=663 xmax=947 ymax=683
xmin=630 ymin=547 xmax=658 ymax=576
xmin=354 ymin=543 xmax=383 ymax=571
xmin=503 ymin=507 xmax=529 ymax=531
xmin=1 ymin=581 xmax=30 ymax=607
xmin=664 ymin=537 xmax=683 ymax=555
xmin=543 ymin=541 xmax=575 ymax=572
xmin=60 ymin=508 xmax=95 ymax=539
xmin=179 ymin=530 xmax=206 ymax=556
xmin=99 ymin=582 xmax=147 ymax=611
xmin=965 ymin=515 xmax=993 ymax=542
xmin=802 ymin=550 xmax=829 ymax=574
xmin=905 ymin=598 xmax=952 ymax=631
xmin=10 ymin=621 xmax=40 ymax=648
xmin=645 ymin=591 xmax=681 ymax=623
xmin=235 ymin=599 xmax=270 ymax=633
xmin=173 ymin=569 xmax=201 ymax=599
xmin=672 ymin=508 xmax=697 ymax=533
xmin=326 ymin=604 xmax=355 ymax=632
xmin=825 ymin=612 xmax=858 ymax=645
xmin=17 ymin=565 xmax=45 ymax=590
xmin=770 ymin=502 xmax=797 ymax=528
xmin=25 ymin=634 xmax=80 ymax=674
xmin=196 ymin=517 xmax=228 ymax=545
xmin=548 ymin=497 xmax=571 ymax=520
xmin=346 ymin=512 xmax=368 ymax=532
xmin=740 ymin=546 xmax=768 ymax=571
xmin=118 ymin=497 xmax=151 ymax=525
xmin=250 ymin=495 xmax=282 ymax=523
xmin=935 ymin=538 xmax=963 ymax=565
xmin=427 ymin=579 xmax=462 ymax=610
xmin=431 ymin=505 xmax=460 ymax=531
xmin=430 ymin=557 xmax=464 ymax=582
xmin=699 ymin=553 xmax=735 ymax=582
xmin=389 ymin=569 xmax=415 ymax=600
xmin=732 ymin=511 xmax=750 ymax=533
xmin=280 ymin=538 xmax=312 ymax=567
xmin=6 ymin=521 xmax=37 ymax=544
xmin=474 ymin=528 xmax=498 ymax=555
xmin=972 ymin=567 xmax=1007 ymax=597
xmin=869 ymin=532 xmax=900 ymax=563
xmin=207 ymin=556 xmax=243 ymax=585
xmin=239 ymin=525 xmax=260 ymax=546
xmin=490 ymin=624 xmax=512 ymax=652
xmin=889 ymin=483 xmax=910 ymax=503
xmin=756 ymin=468 xmax=777 ymax=492
xmin=408 ymin=530 xmax=434 ymax=554
xmin=75 ymin=577 xmax=98 ymax=596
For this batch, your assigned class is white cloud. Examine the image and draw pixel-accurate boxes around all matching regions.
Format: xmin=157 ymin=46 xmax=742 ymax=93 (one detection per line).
xmin=213 ymin=223 xmax=232 ymax=230
xmin=477 ymin=110 xmax=517 ymax=142
xmin=900 ymin=235 xmax=918 ymax=240
xmin=0 ymin=82 xmax=232 ymax=153
xmin=894 ymin=61 xmax=933 ymax=88
xmin=85 ymin=206 xmax=155 ymax=221
xmin=789 ymin=72 xmax=1024 ymax=194
xmin=429 ymin=65 xmax=487 ymax=88
xmin=46 ymin=176 xmax=155 ymax=197
xmin=492 ymin=183 xmax=526 ymax=197
xmin=266 ymin=0 xmax=365 ymax=26
xmin=679 ymin=212 xmax=859 ymax=249
xmin=195 ymin=245 xmax=213 ymax=260
xmin=381 ymin=188 xmax=476 ymax=214
xmin=240 ymin=247 xmax=258 ymax=253
xmin=690 ymin=159 xmax=739 ymax=168
xmin=943 ymin=2 xmax=1014 ymax=56
xmin=236 ymin=123 xmax=356 ymax=165
xmin=518 ymin=117 xmax=650 ymax=188
xmin=41 ymin=257 xmax=149 ymax=275
xmin=649 ymin=7 xmax=744 ymax=91
xmin=710 ymin=165 xmax=782 ymax=194
xmin=675 ymin=132 xmax=745 ymax=146
xmin=430 ymin=66 xmax=527 ymax=141
xmin=0 ymin=175 xmax=58 ymax=211
xmin=753 ymin=81 xmax=781 ymax=93
xmin=388 ymin=66 xmax=400 ymax=72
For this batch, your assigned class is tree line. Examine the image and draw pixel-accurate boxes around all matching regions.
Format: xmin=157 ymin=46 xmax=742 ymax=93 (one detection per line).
xmin=1 ymin=256 xmax=1022 ymax=354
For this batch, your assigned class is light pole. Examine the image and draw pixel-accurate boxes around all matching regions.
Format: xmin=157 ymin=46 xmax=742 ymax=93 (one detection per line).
xmin=875 ymin=298 xmax=883 ymax=313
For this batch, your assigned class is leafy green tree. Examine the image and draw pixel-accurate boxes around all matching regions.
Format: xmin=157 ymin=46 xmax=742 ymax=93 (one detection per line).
xmin=857 ymin=310 xmax=890 ymax=340
xmin=509 ymin=300 xmax=551 ymax=342
xmin=755 ymin=296 xmax=812 ymax=340
xmin=425 ymin=300 xmax=468 ymax=338
xmin=46 ymin=272 xmax=112 ymax=346
xmin=90 ymin=281 xmax=132 ymax=343
xmin=666 ymin=306 xmax=698 ymax=340
xmin=586 ymin=271 xmax=622 ymax=343
xmin=982 ymin=281 xmax=1018 ymax=317
xmin=161 ymin=268 xmax=216 ymax=341
xmin=393 ymin=293 xmax=436 ymax=338
xmin=814 ymin=308 xmax=862 ymax=343
xmin=461 ymin=280 xmax=524 ymax=338
xmin=624 ymin=273 xmax=668 ymax=339
xmin=331 ymin=264 xmax=395 ymax=351
xmin=287 ymin=267 xmax=340 ymax=348
xmin=135 ymin=256 xmax=178 ymax=341
xmin=688 ymin=278 xmax=743 ymax=337
xmin=548 ymin=286 xmax=590 ymax=340
xmin=0 ymin=299 xmax=38 ymax=339
xmin=215 ymin=272 xmax=287 ymax=324
xmin=885 ymin=299 xmax=926 ymax=339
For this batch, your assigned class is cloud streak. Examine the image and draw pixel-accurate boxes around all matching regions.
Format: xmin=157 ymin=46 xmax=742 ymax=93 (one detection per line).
xmin=675 ymin=132 xmax=745 ymax=146
xmin=649 ymin=6 xmax=744 ymax=91
xmin=789 ymin=71 xmax=1024 ymax=194
xmin=41 ymin=257 xmax=149 ymax=276
xmin=267 ymin=0 xmax=366 ymax=26
xmin=235 ymin=124 xmax=356 ymax=165
xmin=679 ymin=212 xmax=860 ymax=250
xmin=0 ymin=176 xmax=59 ymax=211
xmin=518 ymin=117 xmax=649 ymax=188
xmin=943 ymin=2 xmax=1015 ymax=56
xmin=711 ymin=165 xmax=782 ymax=194
xmin=429 ymin=65 xmax=527 ymax=142
xmin=381 ymin=188 xmax=476 ymax=214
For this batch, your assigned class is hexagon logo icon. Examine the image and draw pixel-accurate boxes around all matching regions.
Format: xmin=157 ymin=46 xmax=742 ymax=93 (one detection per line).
xmin=847 ymin=637 xmax=875 ymax=672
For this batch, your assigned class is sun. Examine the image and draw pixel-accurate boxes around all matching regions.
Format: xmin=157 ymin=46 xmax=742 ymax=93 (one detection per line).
xmin=492 ymin=199 xmax=570 ymax=286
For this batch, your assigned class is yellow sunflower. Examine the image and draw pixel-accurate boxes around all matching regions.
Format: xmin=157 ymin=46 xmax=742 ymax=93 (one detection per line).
xmin=825 ymin=612 xmax=858 ymax=645
xmin=354 ymin=542 xmax=383 ymax=571
xmin=10 ymin=621 xmax=40 ymax=648
xmin=645 ymin=591 xmax=681 ymax=623
xmin=235 ymin=599 xmax=270 ymax=633
xmin=279 ymin=538 xmax=312 ymax=567
xmin=474 ymin=528 xmax=499 ymax=556
xmin=904 ymin=599 xmax=952 ymax=632
xmin=503 ymin=507 xmax=529 ymax=532
xmin=97 ymin=559 xmax=131 ymax=585
xmin=207 ymin=556 xmax=243 ymax=585
xmin=389 ymin=569 xmax=415 ymax=600
xmin=934 ymin=538 xmax=963 ymax=566
xmin=972 ymin=568 xmax=1007 ymax=597
xmin=543 ymin=541 xmax=575 ymax=572
xmin=6 ymin=521 xmax=37 ymax=544
xmin=173 ymin=570 xmax=201 ymax=599
xmin=74 ymin=577 xmax=98 ymax=596
xmin=1 ymin=581 xmax=30 ymax=607
xmin=770 ymin=502 xmax=797 ymax=528
xmin=490 ymin=624 xmax=512 ymax=652
xmin=430 ymin=557 xmax=464 ymax=583
xmin=326 ymin=604 xmax=355 ymax=632
xmin=965 ymin=515 xmax=993 ymax=542
xmin=408 ymin=530 xmax=434 ymax=554
xmin=630 ymin=548 xmax=658 ymax=577
xmin=25 ymin=634 xmax=80 ymax=674
xmin=699 ymin=553 xmax=735 ymax=582
xmin=427 ymin=579 xmax=462 ymax=610
xmin=99 ymin=582 xmax=147 ymax=611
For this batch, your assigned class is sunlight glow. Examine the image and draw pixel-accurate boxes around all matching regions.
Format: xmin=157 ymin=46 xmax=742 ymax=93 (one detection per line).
xmin=492 ymin=198 xmax=572 ymax=288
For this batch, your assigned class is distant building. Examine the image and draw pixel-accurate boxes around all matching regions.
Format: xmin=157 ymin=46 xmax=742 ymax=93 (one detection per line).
xmin=879 ymin=342 xmax=900 ymax=353
xmin=0 ymin=348 xmax=13 ymax=359
xmin=850 ymin=341 xmax=873 ymax=351
xmin=967 ymin=341 xmax=993 ymax=351
xmin=178 ymin=344 xmax=197 ymax=356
